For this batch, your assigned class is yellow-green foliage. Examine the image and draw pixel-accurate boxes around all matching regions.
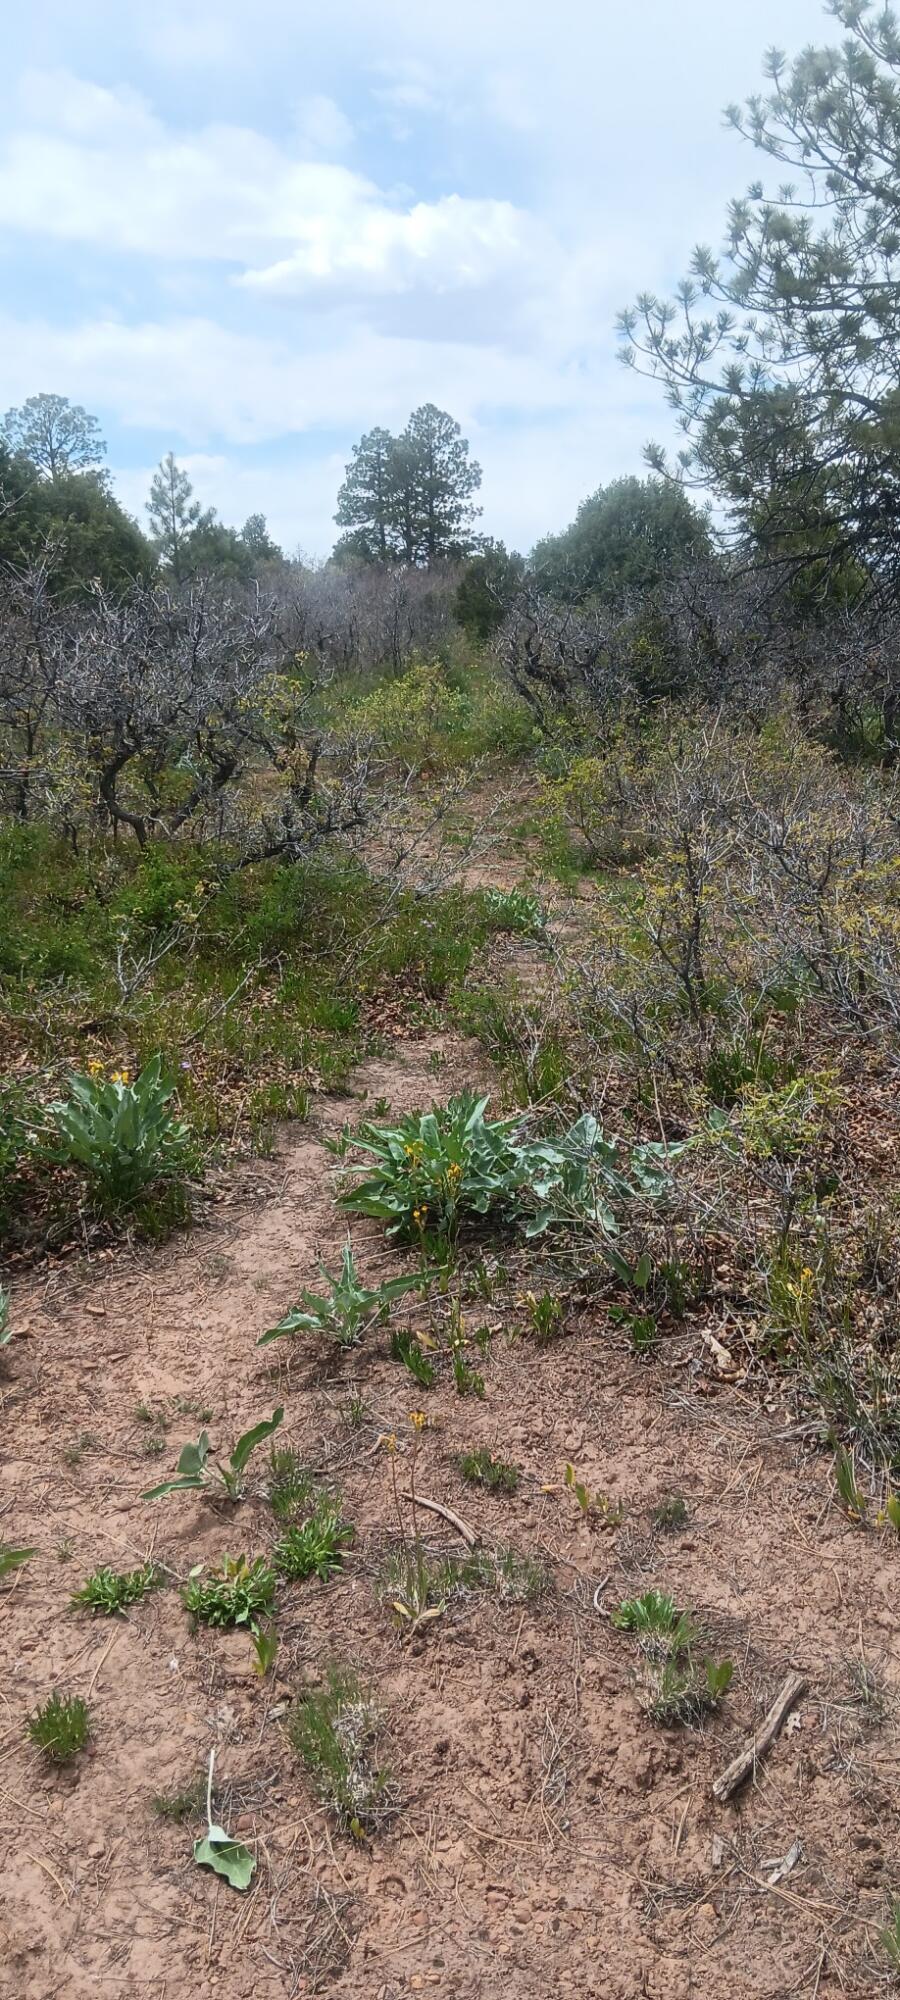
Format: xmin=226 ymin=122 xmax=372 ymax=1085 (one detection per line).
xmin=736 ymin=1071 xmax=842 ymax=1159
xmin=340 ymin=660 xmax=530 ymax=770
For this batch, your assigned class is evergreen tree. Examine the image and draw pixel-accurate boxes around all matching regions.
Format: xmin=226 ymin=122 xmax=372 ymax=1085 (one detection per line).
xmin=333 ymin=407 xmax=482 ymax=567
xmin=620 ymin=0 xmax=900 ymax=604
xmin=1 ymin=393 xmax=107 ymax=483
xmin=0 ymin=445 xmax=150 ymax=594
xmin=401 ymin=404 xmax=482 ymax=565
xmin=334 ymin=427 xmax=400 ymax=562
xmin=146 ymin=453 xmax=207 ymax=581
xmin=531 ymin=477 xmax=710 ymax=604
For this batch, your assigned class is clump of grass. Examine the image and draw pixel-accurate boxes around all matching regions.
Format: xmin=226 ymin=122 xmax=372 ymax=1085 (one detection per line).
xmin=274 ymin=1497 xmax=354 ymax=1582
xmin=288 ymin=1667 xmax=394 ymax=1836
xmin=27 ymin=1692 xmax=91 ymax=1764
xmin=267 ymin=1445 xmax=313 ymax=1522
xmin=652 ymin=1494 xmax=688 ymax=1533
xmin=151 ymin=1771 xmax=208 ymax=1822
xmin=613 ymin=1588 xmax=733 ymax=1726
xmin=469 ymin=1545 xmax=547 ymax=1603
xmin=879 ymin=1895 xmax=900 ymax=1971
xmin=182 ymin=1555 xmax=277 ymax=1629
xmin=71 ymin=1561 xmax=161 ymax=1615
xmin=458 ymin=1448 xmax=519 ymax=1496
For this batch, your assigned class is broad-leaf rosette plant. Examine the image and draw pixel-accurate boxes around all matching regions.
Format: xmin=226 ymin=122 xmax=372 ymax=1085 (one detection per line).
xmin=50 ymin=1055 xmax=193 ymax=1210
xmin=340 ymin=1090 xmax=678 ymax=1251
xmin=259 ymin=1240 xmax=426 ymax=1348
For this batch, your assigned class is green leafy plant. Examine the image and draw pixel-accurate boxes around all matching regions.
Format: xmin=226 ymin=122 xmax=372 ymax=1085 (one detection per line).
xmin=0 ymin=1542 xmax=37 ymax=1580
xmin=288 ymin=1666 xmax=393 ymax=1836
xmin=390 ymin=1327 xmax=436 ymax=1387
xmin=340 ymin=1091 xmax=678 ymax=1251
xmin=652 ymin=1494 xmax=688 ymax=1533
xmin=458 ymin=1448 xmax=519 ymax=1495
xmin=479 ymin=886 xmax=547 ymax=938
xmin=27 ymin=1692 xmax=91 ymax=1764
xmin=267 ymin=1444 xmax=312 ymax=1521
xmin=259 ymin=1240 xmax=425 ymax=1348
xmin=249 ymin=1621 xmax=279 ymax=1676
xmin=0 ymin=1286 xmax=11 ymax=1350
xmin=143 ymin=1407 xmax=283 ymax=1501
xmin=71 ymin=1561 xmax=161 ymax=1615
xmin=450 ymin=1337 xmax=485 ymax=1398
xmin=49 ymin=1056 xmax=193 ymax=1210
xmin=612 ymin=1589 xmax=687 ymax=1641
xmin=882 ymin=1492 xmax=900 ymax=1533
xmin=193 ymin=1749 xmax=255 ymax=1891
xmin=274 ymin=1496 xmax=354 ymax=1582
xmin=182 ymin=1554 xmax=277 ymax=1629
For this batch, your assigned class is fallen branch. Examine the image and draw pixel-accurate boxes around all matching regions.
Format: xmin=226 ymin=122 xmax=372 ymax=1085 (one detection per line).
xmin=712 ymin=1671 xmax=807 ymax=1802
xmin=398 ymin=1490 xmax=478 ymax=1549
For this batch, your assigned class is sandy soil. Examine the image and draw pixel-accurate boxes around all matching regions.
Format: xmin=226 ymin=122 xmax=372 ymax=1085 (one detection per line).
xmin=2 ymin=1030 xmax=899 ymax=2000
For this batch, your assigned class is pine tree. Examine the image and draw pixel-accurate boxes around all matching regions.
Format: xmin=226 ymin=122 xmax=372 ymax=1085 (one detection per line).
xmin=1 ymin=393 xmax=106 ymax=483
xmin=146 ymin=453 xmax=205 ymax=581
xmin=334 ymin=427 xmax=400 ymax=562
xmin=401 ymin=404 xmax=482 ymax=565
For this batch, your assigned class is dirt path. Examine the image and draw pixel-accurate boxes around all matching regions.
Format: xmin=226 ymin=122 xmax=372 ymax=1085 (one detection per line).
xmin=2 ymin=1031 xmax=899 ymax=1999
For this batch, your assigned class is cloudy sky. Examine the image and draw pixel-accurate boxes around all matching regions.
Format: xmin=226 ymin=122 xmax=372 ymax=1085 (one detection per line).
xmin=2 ymin=0 xmax=832 ymax=558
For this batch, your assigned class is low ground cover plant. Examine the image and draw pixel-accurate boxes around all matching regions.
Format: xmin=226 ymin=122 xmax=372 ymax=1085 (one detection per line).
xmin=274 ymin=1494 xmax=355 ymax=1581
xmin=27 ymin=1692 xmax=91 ymax=1764
xmin=612 ymin=1588 xmax=733 ymax=1725
xmin=288 ymin=1667 xmax=394 ymax=1837
xmin=71 ymin=1561 xmax=161 ymax=1614
xmin=458 ymin=1448 xmax=519 ymax=1494
xmin=182 ymin=1554 xmax=277 ymax=1629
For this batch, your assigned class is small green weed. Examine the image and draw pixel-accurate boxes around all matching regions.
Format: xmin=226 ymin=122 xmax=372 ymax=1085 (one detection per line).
xmin=652 ymin=1494 xmax=688 ymax=1533
xmin=267 ymin=1445 xmax=313 ymax=1521
xmin=390 ymin=1327 xmax=436 ymax=1387
xmin=564 ymin=1463 xmax=624 ymax=1524
xmin=182 ymin=1555 xmax=277 ymax=1629
xmin=834 ymin=1445 xmax=867 ymax=1523
xmin=524 ymin=1289 xmax=564 ymax=1344
xmin=274 ymin=1497 xmax=354 ymax=1582
xmin=613 ymin=1589 xmax=733 ymax=1725
xmin=879 ymin=1896 xmax=900 ymax=1971
xmin=27 ymin=1692 xmax=91 ymax=1764
xmin=249 ymin=1621 xmax=279 ymax=1676
xmin=0 ymin=1543 xmax=37 ymax=1579
xmin=152 ymin=1772 xmax=208 ymax=1822
xmin=71 ymin=1562 xmax=161 ymax=1615
xmin=458 ymin=1448 xmax=519 ymax=1495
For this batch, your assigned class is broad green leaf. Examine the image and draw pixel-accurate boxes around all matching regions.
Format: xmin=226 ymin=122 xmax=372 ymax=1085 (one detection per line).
xmin=142 ymin=1473 xmax=206 ymax=1500
xmin=228 ymin=1407 xmax=283 ymax=1476
xmin=193 ymin=1825 xmax=256 ymax=1890
xmin=0 ymin=1544 xmax=37 ymax=1578
xmin=176 ymin=1433 xmax=210 ymax=1477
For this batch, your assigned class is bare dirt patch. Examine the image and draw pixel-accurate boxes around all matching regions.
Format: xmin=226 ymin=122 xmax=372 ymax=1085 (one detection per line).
xmin=2 ymin=1032 xmax=898 ymax=2000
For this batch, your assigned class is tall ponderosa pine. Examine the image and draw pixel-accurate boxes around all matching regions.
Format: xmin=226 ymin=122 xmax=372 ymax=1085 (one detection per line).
xmin=620 ymin=0 xmax=900 ymax=606
xmin=333 ymin=406 xmax=482 ymax=566
xmin=1 ymin=393 xmax=107 ymax=483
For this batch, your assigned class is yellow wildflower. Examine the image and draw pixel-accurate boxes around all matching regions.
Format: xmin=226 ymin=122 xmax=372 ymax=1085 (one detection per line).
xmin=110 ymin=1067 xmax=131 ymax=1086
xmin=408 ymin=1410 xmax=428 ymax=1431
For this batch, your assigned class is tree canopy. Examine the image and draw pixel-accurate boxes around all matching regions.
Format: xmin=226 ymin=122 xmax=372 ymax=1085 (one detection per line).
xmin=530 ymin=477 xmax=710 ymax=604
xmin=333 ymin=405 xmax=482 ymax=566
xmin=0 ymin=445 xmax=151 ymax=595
xmin=1 ymin=394 xmax=107 ymax=483
xmin=620 ymin=0 xmax=900 ymax=607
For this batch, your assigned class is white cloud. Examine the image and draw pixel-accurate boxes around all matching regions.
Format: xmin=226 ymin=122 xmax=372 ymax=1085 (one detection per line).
xmin=0 ymin=70 xmax=541 ymax=323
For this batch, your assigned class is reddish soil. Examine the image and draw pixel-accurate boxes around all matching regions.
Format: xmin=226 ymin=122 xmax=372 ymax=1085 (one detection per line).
xmin=2 ymin=1031 xmax=899 ymax=2000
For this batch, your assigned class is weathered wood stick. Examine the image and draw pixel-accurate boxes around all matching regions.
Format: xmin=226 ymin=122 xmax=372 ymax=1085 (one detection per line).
xmin=399 ymin=1490 xmax=478 ymax=1548
xmin=712 ymin=1671 xmax=807 ymax=1802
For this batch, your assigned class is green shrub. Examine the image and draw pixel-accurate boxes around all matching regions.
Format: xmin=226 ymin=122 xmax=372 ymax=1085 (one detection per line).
xmin=274 ymin=1497 xmax=354 ymax=1581
xmin=288 ymin=1667 xmax=393 ymax=1834
xmin=71 ymin=1562 xmax=161 ymax=1614
xmin=50 ymin=1056 xmax=194 ymax=1211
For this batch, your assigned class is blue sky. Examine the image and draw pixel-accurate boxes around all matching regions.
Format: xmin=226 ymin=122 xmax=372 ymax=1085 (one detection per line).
xmin=2 ymin=0 xmax=832 ymax=558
